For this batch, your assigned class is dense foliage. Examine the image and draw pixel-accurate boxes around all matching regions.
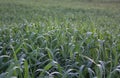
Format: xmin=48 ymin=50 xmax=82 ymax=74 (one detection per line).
xmin=0 ymin=0 xmax=120 ymax=78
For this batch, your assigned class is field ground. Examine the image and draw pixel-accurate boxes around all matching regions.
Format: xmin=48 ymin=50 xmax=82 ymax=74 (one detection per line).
xmin=0 ymin=0 xmax=120 ymax=78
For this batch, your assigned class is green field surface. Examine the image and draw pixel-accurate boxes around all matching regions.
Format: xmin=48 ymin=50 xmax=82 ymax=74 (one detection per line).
xmin=0 ymin=0 xmax=120 ymax=78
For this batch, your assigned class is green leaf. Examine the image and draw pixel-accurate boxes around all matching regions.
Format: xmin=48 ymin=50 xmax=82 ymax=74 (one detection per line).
xmin=24 ymin=60 xmax=30 ymax=78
